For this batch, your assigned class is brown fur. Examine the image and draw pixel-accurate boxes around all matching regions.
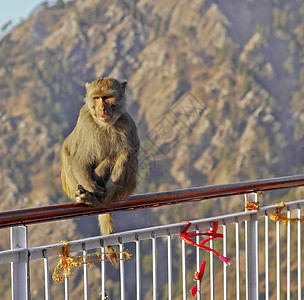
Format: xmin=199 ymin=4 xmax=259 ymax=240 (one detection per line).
xmin=61 ymin=78 xmax=139 ymax=266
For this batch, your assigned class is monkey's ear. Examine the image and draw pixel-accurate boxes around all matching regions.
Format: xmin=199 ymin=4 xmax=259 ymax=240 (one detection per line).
xmin=121 ymin=80 xmax=127 ymax=93
xmin=85 ymin=82 xmax=90 ymax=90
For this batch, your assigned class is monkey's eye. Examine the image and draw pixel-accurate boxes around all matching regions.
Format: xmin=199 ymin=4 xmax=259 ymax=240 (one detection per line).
xmin=102 ymin=96 xmax=110 ymax=101
xmin=92 ymin=96 xmax=110 ymax=101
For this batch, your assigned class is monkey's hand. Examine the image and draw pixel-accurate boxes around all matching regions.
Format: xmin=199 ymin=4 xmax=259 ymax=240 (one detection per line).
xmin=75 ymin=184 xmax=105 ymax=207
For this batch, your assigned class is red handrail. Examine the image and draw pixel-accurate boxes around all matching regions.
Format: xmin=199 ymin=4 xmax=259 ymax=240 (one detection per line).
xmin=1 ymin=174 xmax=304 ymax=228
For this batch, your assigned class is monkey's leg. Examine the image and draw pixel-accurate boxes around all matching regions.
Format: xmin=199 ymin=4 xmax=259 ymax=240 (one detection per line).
xmin=61 ymin=144 xmax=104 ymax=203
xmin=104 ymin=150 xmax=138 ymax=203
xmin=77 ymin=157 xmax=112 ymax=206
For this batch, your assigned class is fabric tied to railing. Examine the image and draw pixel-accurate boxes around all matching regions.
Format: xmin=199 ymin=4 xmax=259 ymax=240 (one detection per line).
xmin=180 ymin=221 xmax=230 ymax=297
xmin=269 ymin=202 xmax=304 ymax=225
xmin=244 ymin=200 xmax=260 ymax=211
xmin=53 ymin=241 xmax=131 ymax=282
xmin=244 ymin=192 xmax=263 ymax=211
xmin=190 ymin=261 xmax=206 ymax=297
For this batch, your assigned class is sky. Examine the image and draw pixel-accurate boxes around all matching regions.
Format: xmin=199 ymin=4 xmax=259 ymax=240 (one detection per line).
xmin=0 ymin=0 xmax=44 ymax=30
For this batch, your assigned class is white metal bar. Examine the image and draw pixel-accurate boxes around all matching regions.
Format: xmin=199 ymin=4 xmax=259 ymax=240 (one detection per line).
xmin=298 ymin=208 xmax=301 ymax=300
xmin=255 ymin=199 xmax=259 ymax=297
xmin=196 ymin=226 xmax=201 ymax=300
xmin=287 ymin=210 xmax=291 ymax=300
xmin=82 ymin=244 xmax=88 ymax=300
xmin=210 ymin=238 xmax=214 ymax=300
xmin=152 ymin=235 xmax=157 ymax=300
xmin=276 ymin=221 xmax=280 ymax=300
xmin=265 ymin=216 xmax=269 ymax=300
xmin=245 ymin=193 xmax=258 ymax=300
xmin=235 ymin=222 xmax=240 ymax=300
xmin=65 ymin=276 xmax=69 ymax=300
xmin=223 ymin=224 xmax=227 ymax=300
xmin=245 ymin=219 xmax=249 ymax=300
xmin=136 ymin=237 xmax=141 ymax=300
xmin=182 ymin=239 xmax=187 ymax=300
xmin=245 ymin=193 xmax=249 ymax=300
xmin=10 ymin=226 xmax=29 ymax=300
xmin=120 ymin=241 xmax=125 ymax=300
xmin=100 ymin=240 xmax=107 ymax=300
xmin=43 ymin=250 xmax=50 ymax=300
xmin=100 ymin=242 xmax=106 ymax=300
xmin=168 ymin=233 xmax=172 ymax=300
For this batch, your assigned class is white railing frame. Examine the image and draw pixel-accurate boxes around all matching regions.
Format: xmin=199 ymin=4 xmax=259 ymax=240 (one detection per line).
xmin=2 ymin=197 xmax=304 ymax=299
xmin=10 ymin=226 xmax=29 ymax=300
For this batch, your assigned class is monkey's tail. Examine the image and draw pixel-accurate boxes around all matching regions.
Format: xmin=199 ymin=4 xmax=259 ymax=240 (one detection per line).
xmin=98 ymin=213 xmax=119 ymax=268
xmin=98 ymin=213 xmax=114 ymax=236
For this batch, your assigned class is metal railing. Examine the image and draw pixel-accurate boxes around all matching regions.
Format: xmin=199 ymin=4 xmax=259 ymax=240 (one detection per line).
xmin=1 ymin=174 xmax=304 ymax=299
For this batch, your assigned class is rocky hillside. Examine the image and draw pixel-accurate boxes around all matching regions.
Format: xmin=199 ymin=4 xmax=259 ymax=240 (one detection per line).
xmin=1 ymin=0 xmax=304 ymax=298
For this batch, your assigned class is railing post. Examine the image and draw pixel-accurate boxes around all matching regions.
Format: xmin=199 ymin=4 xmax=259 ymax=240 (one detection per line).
xmin=136 ymin=235 xmax=142 ymax=300
xmin=10 ymin=226 xmax=29 ymax=300
xmin=100 ymin=240 xmax=106 ymax=300
xmin=119 ymin=239 xmax=126 ymax=300
xmin=245 ymin=193 xmax=259 ymax=300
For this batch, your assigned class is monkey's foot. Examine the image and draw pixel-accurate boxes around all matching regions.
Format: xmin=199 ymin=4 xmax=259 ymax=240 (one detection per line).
xmin=75 ymin=185 xmax=101 ymax=207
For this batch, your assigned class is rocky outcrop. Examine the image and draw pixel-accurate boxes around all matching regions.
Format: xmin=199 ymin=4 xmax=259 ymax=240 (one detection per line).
xmin=1 ymin=0 xmax=304 ymax=297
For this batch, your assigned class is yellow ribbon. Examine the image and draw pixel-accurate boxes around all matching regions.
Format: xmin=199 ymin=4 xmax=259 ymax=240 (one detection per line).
xmin=53 ymin=241 xmax=131 ymax=282
xmin=244 ymin=192 xmax=263 ymax=211
xmin=244 ymin=200 xmax=260 ymax=211
xmin=269 ymin=202 xmax=304 ymax=225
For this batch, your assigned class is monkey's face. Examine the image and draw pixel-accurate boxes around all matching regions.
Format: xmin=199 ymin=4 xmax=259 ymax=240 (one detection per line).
xmin=92 ymin=94 xmax=119 ymax=123
xmin=85 ymin=78 xmax=126 ymax=126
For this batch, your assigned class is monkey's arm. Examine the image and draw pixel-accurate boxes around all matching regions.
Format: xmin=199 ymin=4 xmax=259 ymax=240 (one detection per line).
xmin=93 ymin=156 xmax=113 ymax=188
xmin=103 ymin=150 xmax=138 ymax=204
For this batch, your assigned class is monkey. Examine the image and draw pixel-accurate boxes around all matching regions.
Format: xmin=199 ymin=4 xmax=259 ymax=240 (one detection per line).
xmin=61 ymin=78 xmax=139 ymax=266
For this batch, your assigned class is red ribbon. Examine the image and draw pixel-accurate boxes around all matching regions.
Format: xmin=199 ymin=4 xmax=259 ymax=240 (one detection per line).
xmin=190 ymin=261 xmax=206 ymax=297
xmin=180 ymin=221 xmax=230 ymax=297
xmin=179 ymin=221 xmax=230 ymax=264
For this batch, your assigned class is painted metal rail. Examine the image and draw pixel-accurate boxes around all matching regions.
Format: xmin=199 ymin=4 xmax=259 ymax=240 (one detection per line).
xmin=0 ymin=174 xmax=304 ymax=228
xmin=1 ymin=174 xmax=304 ymax=300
